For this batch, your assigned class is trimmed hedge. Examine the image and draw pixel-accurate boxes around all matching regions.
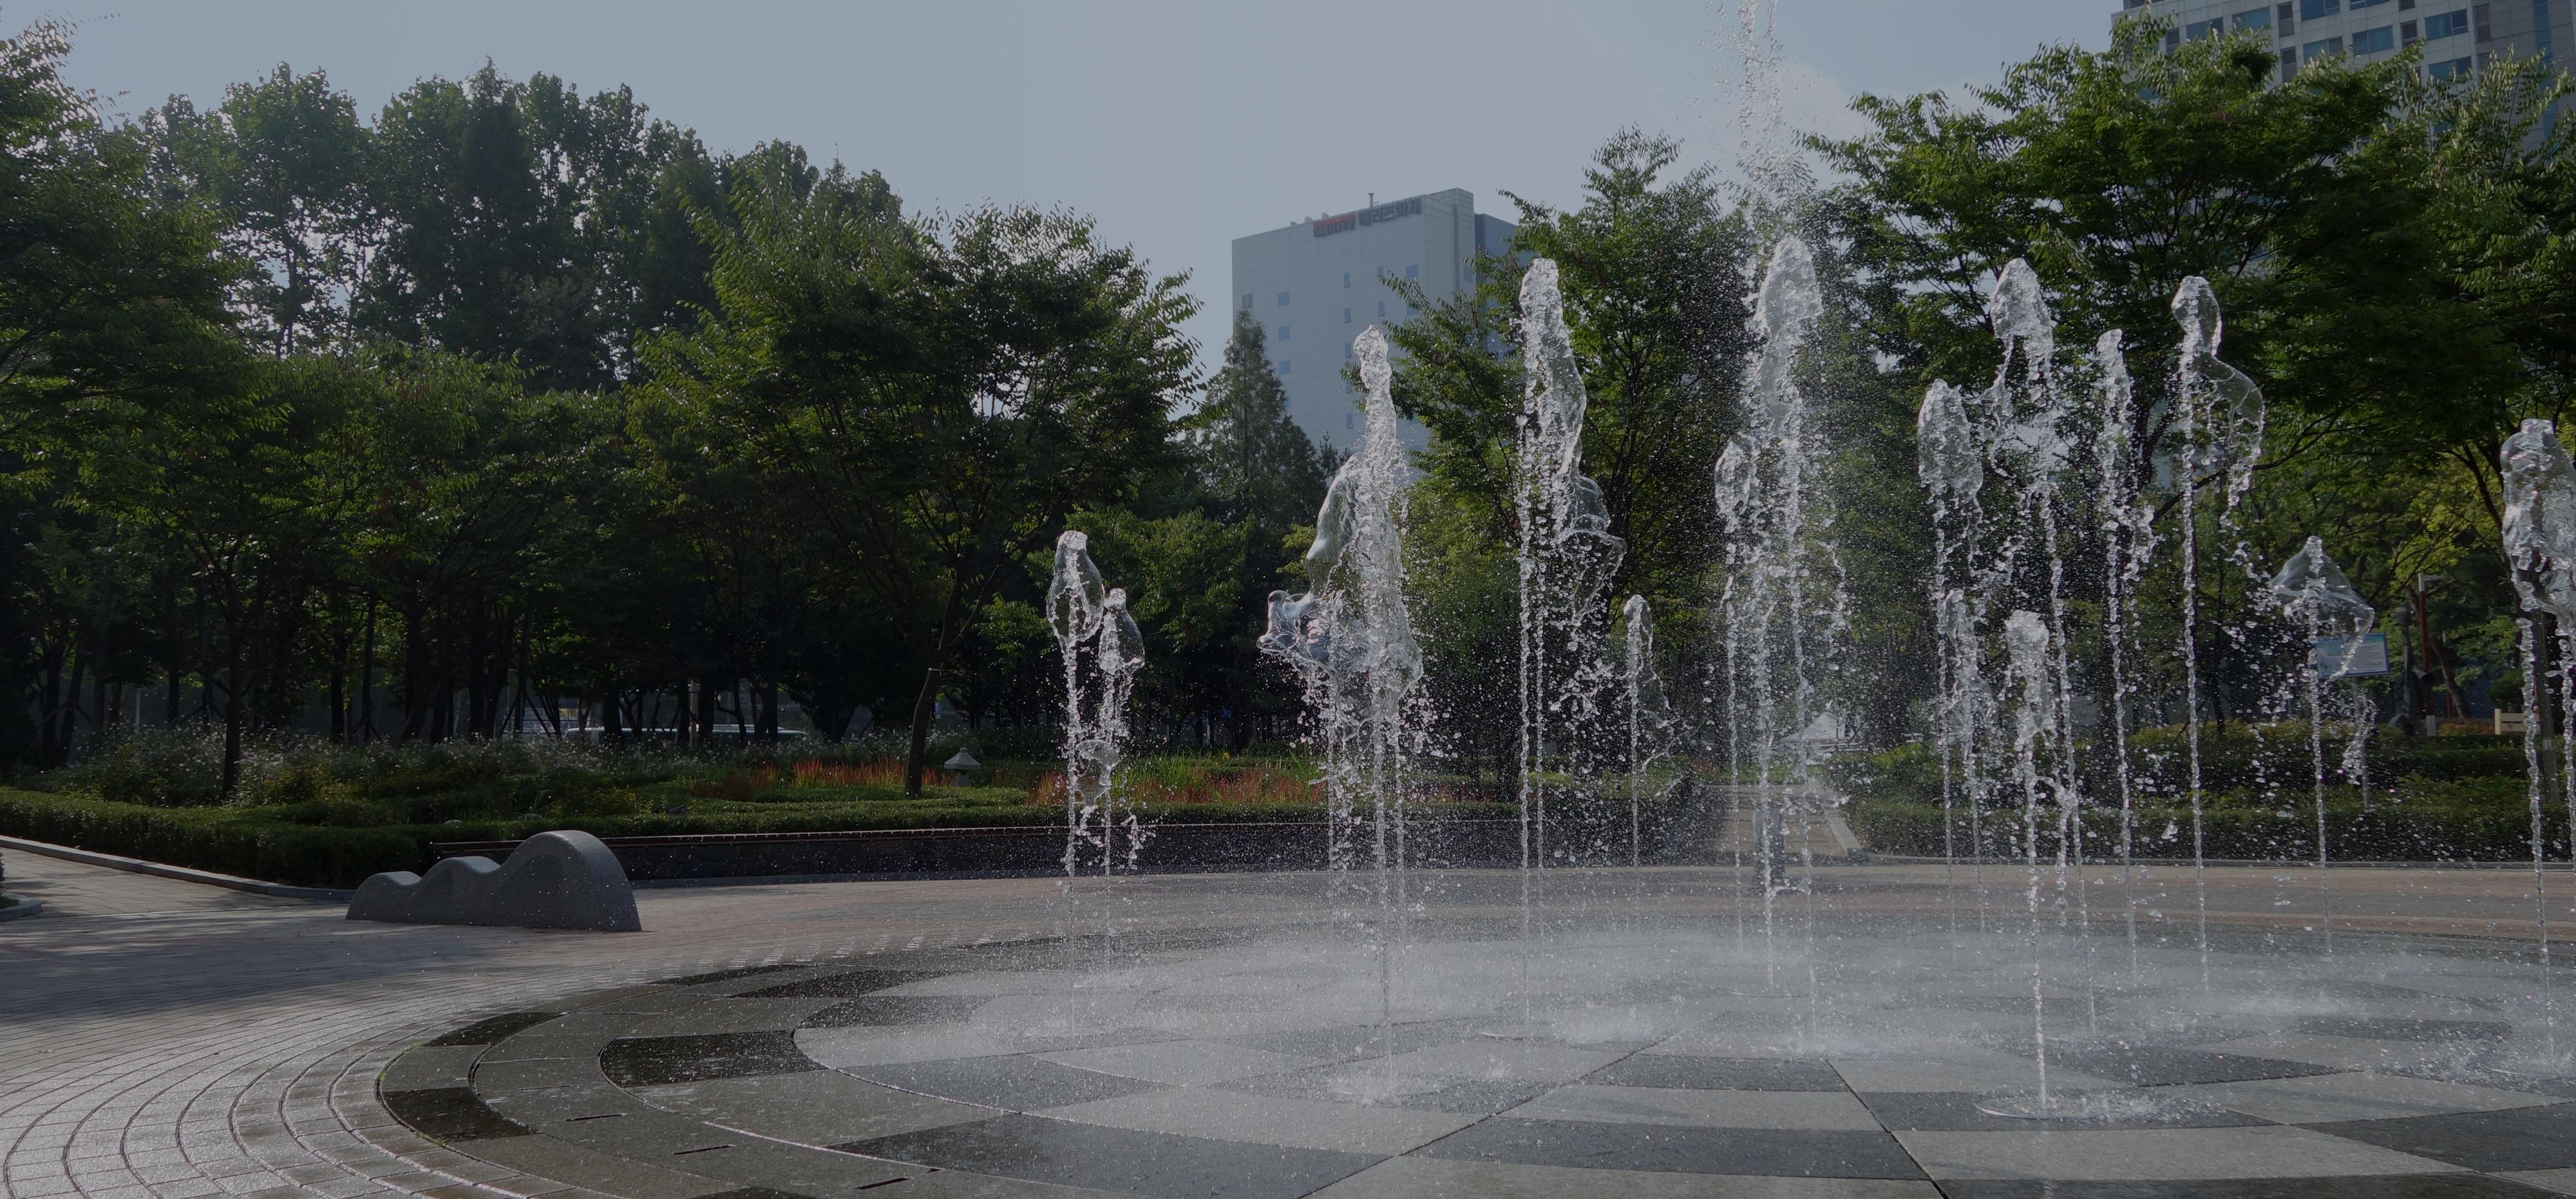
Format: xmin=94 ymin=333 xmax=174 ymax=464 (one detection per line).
xmin=1850 ymin=797 xmax=2569 ymax=862
xmin=0 ymin=788 xmax=1528 ymax=888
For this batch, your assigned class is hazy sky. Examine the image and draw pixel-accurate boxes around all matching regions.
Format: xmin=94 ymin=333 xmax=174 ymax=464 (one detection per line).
xmin=45 ymin=1 xmax=2116 ymax=373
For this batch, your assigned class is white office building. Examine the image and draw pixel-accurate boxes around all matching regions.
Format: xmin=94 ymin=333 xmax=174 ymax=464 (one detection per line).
xmin=1230 ymin=189 xmax=1515 ymax=452
xmin=2118 ymin=0 xmax=2564 ymax=84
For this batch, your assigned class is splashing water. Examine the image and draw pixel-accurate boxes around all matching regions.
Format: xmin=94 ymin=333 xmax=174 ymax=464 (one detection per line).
xmin=1513 ymin=260 xmax=1629 ymax=1008
xmin=1715 ymin=235 xmax=1843 ymax=1026
xmin=2172 ymin=276 xmax=2268 ymax=978
xmin=2264 ymin=536 xmax=2375 ymax=953
xmin=1048 ymin=531 xmax=1148 ymax=962
xmin=2501 ymin=417 xmax=2576 ymax=1062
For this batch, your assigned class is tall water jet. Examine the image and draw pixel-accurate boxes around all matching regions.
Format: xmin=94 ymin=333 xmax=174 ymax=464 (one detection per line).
xmin=1048 ymin=531 xmax=1148 ymax=957
xmin=1262 ymin=325 xmax=1423 ymax=904
xmin=2092 ymin=330 xmax=2152 ymax=965
xmin=1513 ymin=260 xmax=1627 ymax=983
xmin=2004 ymin=609 xmax=2058 ymax=1108
xmin=1920 ymin=378 xmax=1985 ymax=930
xmin=2501 ymin=417 xmax=2576 ymax=1059
xmin=1622 ymin=594 xmax=1678 ymax=872
xmin=1714 ymin=235 xmax=1839 ymax=1013
xmin=2264 ymin=536 xmax=2374 ymax=952
xmin=1978 ymin=261 xmax=2085 ymax=947
xmin=2170 ymin=276 xmax=2268 ymax=968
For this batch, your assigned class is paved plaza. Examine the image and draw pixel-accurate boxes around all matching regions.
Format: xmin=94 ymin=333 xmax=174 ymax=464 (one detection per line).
xmin=6 ymin=849 xmax=2576 ymax=1199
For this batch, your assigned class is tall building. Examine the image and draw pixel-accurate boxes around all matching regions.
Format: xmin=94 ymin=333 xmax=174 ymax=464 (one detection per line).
xmin=1230 ymin=189 xmax=1515 ymax=452
xmin=2117 ymin=0 xmax=2564 ymax=86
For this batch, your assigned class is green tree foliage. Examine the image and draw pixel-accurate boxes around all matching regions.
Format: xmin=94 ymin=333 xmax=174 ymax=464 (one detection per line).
xmin=647 ymin=183 xmax=1198 ymax=791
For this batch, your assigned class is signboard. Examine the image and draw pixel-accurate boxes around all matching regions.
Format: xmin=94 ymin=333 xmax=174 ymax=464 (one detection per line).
xmin=1313 ymin=195 xmax=1423 ymax=238
xmin=2312 ymin=632 xmax=2391 ymax=680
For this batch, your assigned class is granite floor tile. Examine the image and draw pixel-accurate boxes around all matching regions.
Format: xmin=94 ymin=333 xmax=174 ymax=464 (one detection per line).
xmin=1034 ymin=1085 xmax=1475 ymax=1155
xmin=2175 ymin=1071 xmax=2561 ymax=1125
xmin=601 ymin=1032 xmax=820 ymax=1088
xmin=477 ymin=1036 xmax=621 ymax=1066
xmin=473 ymin=1057 xmax=609 ymax=1093
xmin=2311 ymin=1102 xmax=2576 ymax=1172
xmin=659 ymin=965 xmax=811 ymax=988
xmin=630 ymin=1071 xmax=993 ymax=1145
xmin=2032 ymin=1044 xmax=2345 ymax=1087
xmin=735 ymin=969 xmax=949 ymax=1000
xmin=1216 ymin=1020 xmax=1483 ymax=1064
xmin=1506 ymin=1084 xmax=1884 ymax=1131
xmin=865 ymin=1167 xmax=1134 ymax=1198
xmin=616 ymin=1000 xmax=840 ymax=1039
xmin=1581 ymin=1053 xmax=1848 ymax=1091
xmin=802 ymin=997 xmax=986 ymax=1029
xmin=1854 ymin=1090 xmax=2269 ymax=1133
xmin=428 ymin=1015 xmax=564 ymax=1049
xmin=1036 ymin=1041 xmax=1322 ymax=1087
xmin=1214 ymin=1062 xmax=1553 ymax=1114
xmin=383 ymin=1090 xmax=530 ymax=1145
xmin=1931 ymin=1175 xmax=2553 ymax=1198
xmin=840 ymin=1113 xmax=1379 ymax=1199
xmin=1894 ymin=1124 xmax=2471 ymax=1181
xmin=654 ymin=1137 xmax=913 ymax=1196
xmin=384 ymin=1048 xmax=490 ymax=1095
xmin=1351 ymin=1042 xmax=1624 ymax=1085
xmin=1308 ymin=1155 xmax=1942 ymax=1198
xmin=1416 ymin=1117 xmax=1922 ymax=1178
xmin=2499 ymin=1167 xmax=2576 ymax=1196
xmin=849 ymin=1055 xmax=1162 ymax=1111
xmin=1828 ymin=1054 xmax=2132 ymax=1095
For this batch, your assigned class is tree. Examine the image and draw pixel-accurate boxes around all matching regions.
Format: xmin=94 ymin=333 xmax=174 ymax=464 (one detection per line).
xmin=651 ymin=181 xmax=1198 ymax=792
xmin=1179 ymin=311 xmax=1329 ymax=745
xmin=146 ymin=65 xmax=371 ymax=356
xmin=0 ymin=20 xmax=243 ymax=768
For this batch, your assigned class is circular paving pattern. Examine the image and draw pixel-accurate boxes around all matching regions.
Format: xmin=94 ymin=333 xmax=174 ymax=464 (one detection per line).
xmin=383 ymin=918 xmax=2576 ymax=1198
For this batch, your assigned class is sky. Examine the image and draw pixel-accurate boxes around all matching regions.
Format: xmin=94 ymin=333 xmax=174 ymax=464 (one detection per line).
xmin=43 ymin=1 xmax=2117 ymax=375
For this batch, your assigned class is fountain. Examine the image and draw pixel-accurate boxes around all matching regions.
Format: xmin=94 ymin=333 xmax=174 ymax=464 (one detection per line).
xmin=393 ymin=220 xmax=2576 ymax=1199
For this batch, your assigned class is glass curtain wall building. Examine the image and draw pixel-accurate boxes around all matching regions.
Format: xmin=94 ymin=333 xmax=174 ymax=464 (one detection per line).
xmin=2117 ymin=0 xmax=2565 ymax=85
xmin=1229 ymin=189 xmax=1515 ymax=452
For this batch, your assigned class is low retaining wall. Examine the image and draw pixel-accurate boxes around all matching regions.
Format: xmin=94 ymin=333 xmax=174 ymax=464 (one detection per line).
xmin=431 ymin=818 xmax=1724 ymax=882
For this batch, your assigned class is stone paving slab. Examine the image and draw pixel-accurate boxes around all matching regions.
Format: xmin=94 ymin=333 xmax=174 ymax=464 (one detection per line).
xmin=8 ymin=858 xmax=2576 ymax=1198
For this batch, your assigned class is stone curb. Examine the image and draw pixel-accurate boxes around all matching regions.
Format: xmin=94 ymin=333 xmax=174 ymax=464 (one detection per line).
xmin=0 ymin=833 xmax=354 ymax=901
xmin=0 ymin=894 xmax=41 ymax=921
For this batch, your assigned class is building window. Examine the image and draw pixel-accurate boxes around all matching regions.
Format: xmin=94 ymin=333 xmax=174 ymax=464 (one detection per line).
xmin=1240 ymin=293 xmax=1253 ymax=312
xmin=2429 ymin=53 xmax=2476 ymax=75
xmin=2301 ymin=0 xmax=2339 ymax=17
xmin=2353 ymin=24 xmax=2396 ymax=50
xmin=2533 ymin=0 xmax=2555 ymax=63
xmin=1405 ymin=264 xmax=1419 ymax=279
xmin=1343 ymin=307 xmax=1352 ymax=323
xmin=2306 ymin=35 xmax=2345 ymax=57
xmin=1277 ymin=291 xmax=1291 ymax=307
xmin=2280 ymin=1 xmax=2298 ymax=33
xmin=2401 ymin=0 xmax=2417 ymax=8
xmin=1278 ymin=325 xmax=1290 ymax=341
xmin=1279 ymin=359 xmax=1290 ymax=374
xmin=2282 ymin=46 xmax=2302 ymax=77
xmin=2234 ymin=6 xmax=2275 ymax=28
xmin=1345 ymin=343 xmax=1354 ymax=359
xmin=2166 ymin=28 xmax=2183 ymax=48
xmin=2427 ymin=8 xmax=2471 ymax=34
xmin=2352 ymin=0 xmax=2391 ymax=8
xmin=2474 ymin=3 xmax=2492 ymax=40
xmin=1378 ymin=300 xmax=1386 ymax=317
xmin=2186 ymin=17 xmax=2226 ymax=39
xmin=2403 ymin=18 xmax=2421 ymax=41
